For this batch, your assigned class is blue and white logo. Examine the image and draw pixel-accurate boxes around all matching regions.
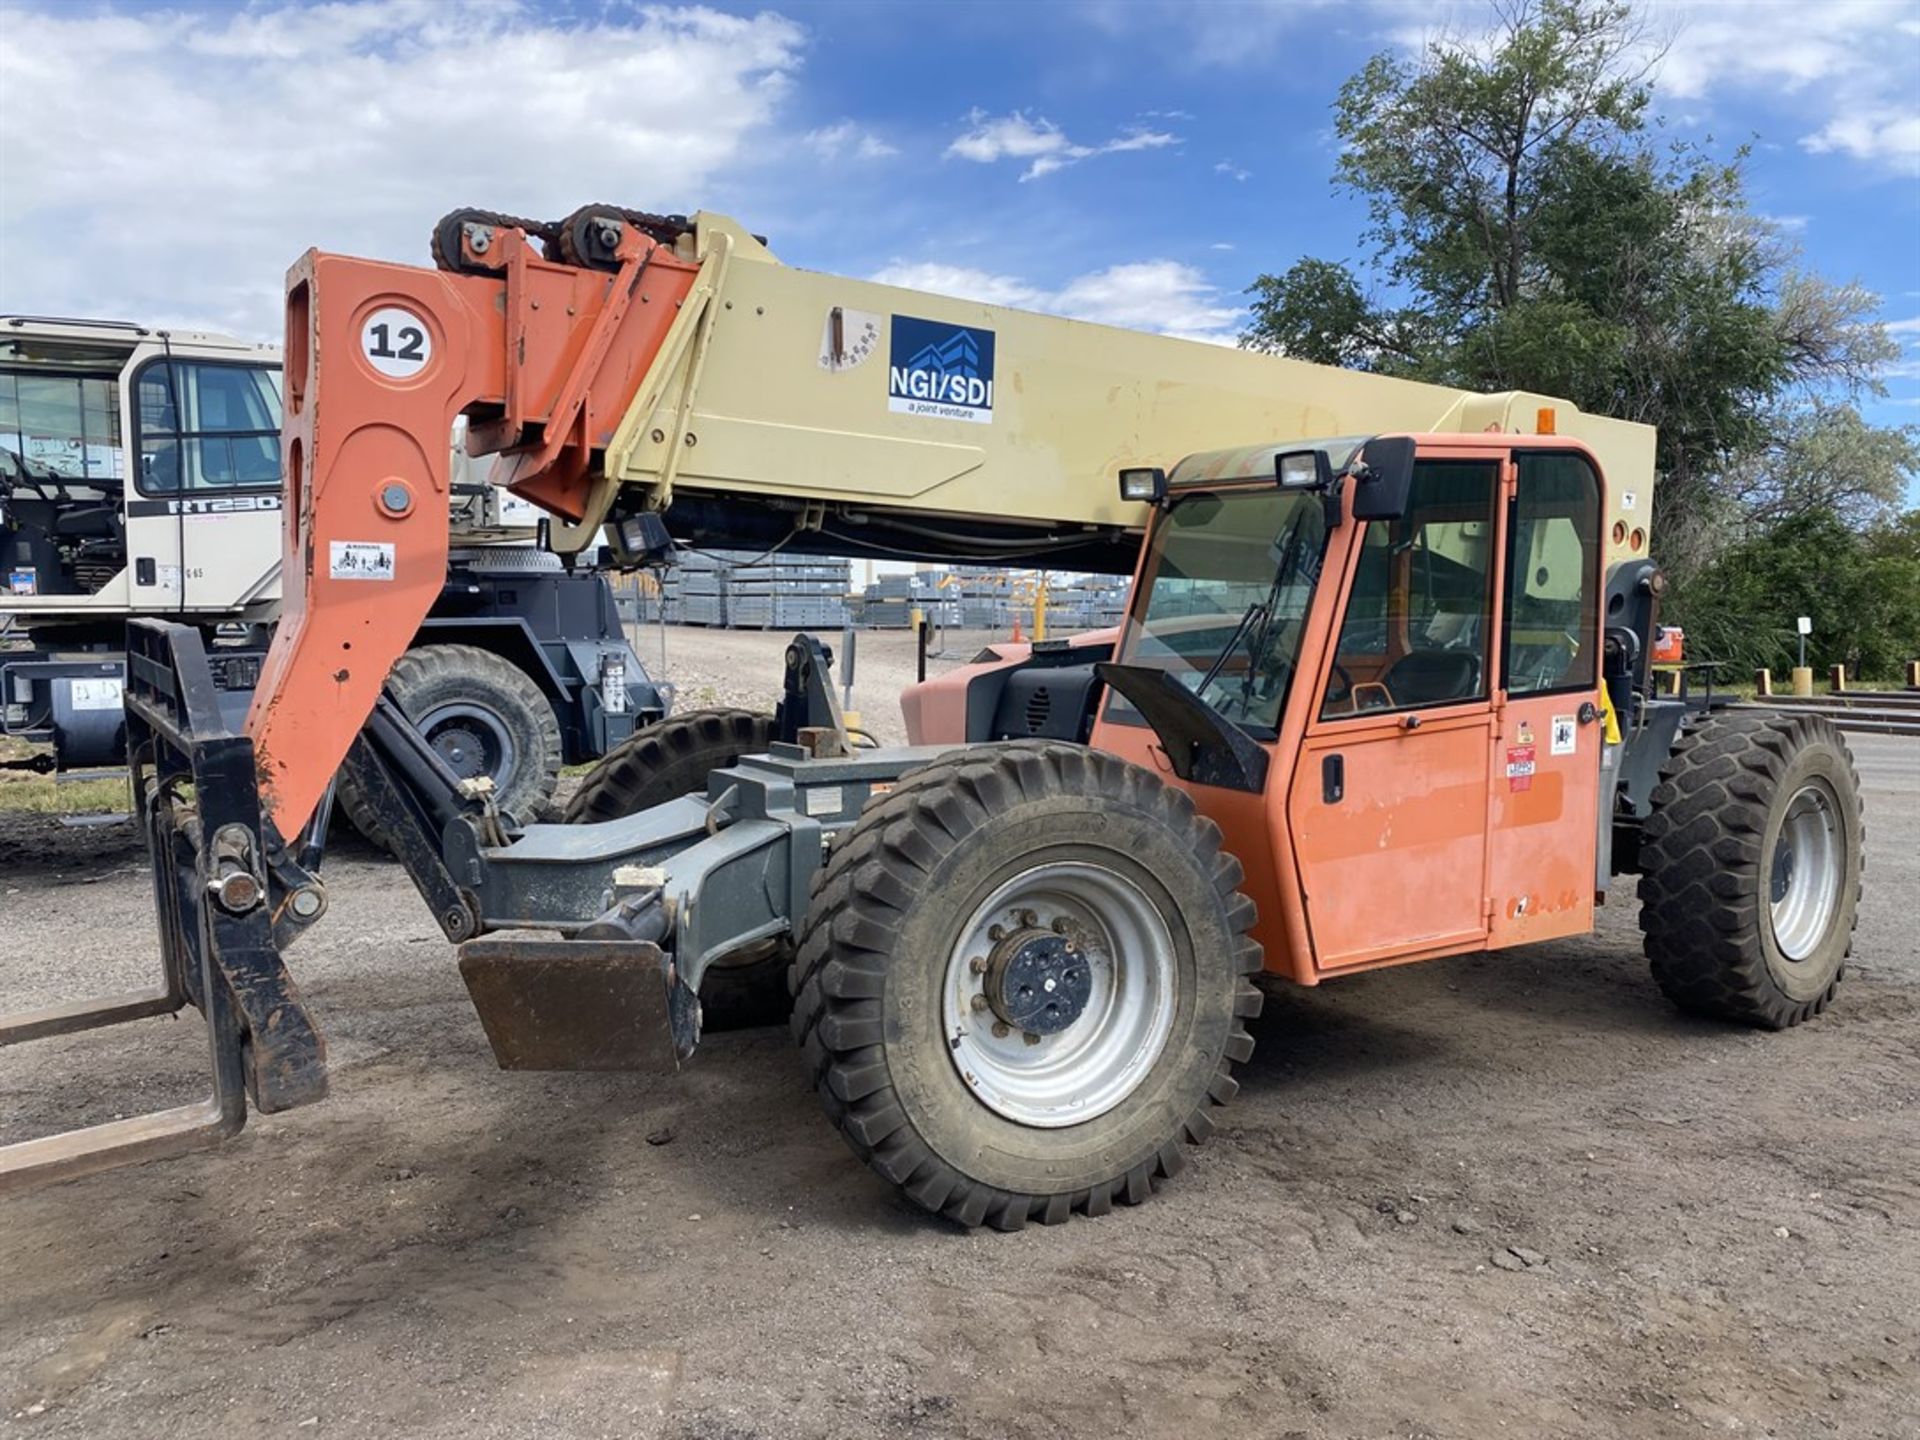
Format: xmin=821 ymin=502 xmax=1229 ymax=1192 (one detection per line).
xmin=888 ymin=314 xmax=995 ymax=425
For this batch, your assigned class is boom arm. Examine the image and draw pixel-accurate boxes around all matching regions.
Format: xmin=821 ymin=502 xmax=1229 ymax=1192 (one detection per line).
xmin=247 ymin=204 xmax=1657 ymax=841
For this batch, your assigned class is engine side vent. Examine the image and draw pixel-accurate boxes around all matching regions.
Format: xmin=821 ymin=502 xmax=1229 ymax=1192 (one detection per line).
xmin=1024 ymin=685 xmax=1051 ymax=734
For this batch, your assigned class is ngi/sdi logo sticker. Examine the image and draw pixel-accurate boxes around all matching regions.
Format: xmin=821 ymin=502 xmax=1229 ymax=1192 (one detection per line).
xmin=888 ymin=315 xmax=996 ymax=425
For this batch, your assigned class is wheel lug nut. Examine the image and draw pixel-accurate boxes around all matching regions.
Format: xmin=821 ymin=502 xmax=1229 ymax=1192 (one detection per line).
xmin=969 ymin=956 xmax=988 ymax=975
xmin=1050 ymin=917 xmax=1069 ymax=934
xmin=1022 ymin=1031 xmax=1041 ymax=1046
xmin=970 ymin=994 xmax=989 ymax=1013
xmin=1019 ymin=910 xmax=1038 ymax=928
xmin=988 ymin=924 xmax=1006 ymax=942
xmin=991 ymin=1021 xmax=1010 ymax=1038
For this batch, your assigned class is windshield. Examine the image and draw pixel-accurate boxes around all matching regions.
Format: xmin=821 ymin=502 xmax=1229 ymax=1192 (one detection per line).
xmin=1109 ymin=486 xmax=1330 ymax=736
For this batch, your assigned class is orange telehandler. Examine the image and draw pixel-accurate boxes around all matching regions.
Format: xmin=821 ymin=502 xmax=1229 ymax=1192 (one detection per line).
xmin=0 ymin=205 xmax=1864 ymax=1228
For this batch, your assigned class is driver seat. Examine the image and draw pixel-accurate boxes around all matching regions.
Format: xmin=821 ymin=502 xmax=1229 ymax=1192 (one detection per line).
xmin=1379 ymin=648 xmax=1482 ymax=707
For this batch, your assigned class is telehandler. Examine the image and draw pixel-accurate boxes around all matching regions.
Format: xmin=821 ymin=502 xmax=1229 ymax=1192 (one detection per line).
xmin=0 ymin=205 xmax=1864 ymax=1229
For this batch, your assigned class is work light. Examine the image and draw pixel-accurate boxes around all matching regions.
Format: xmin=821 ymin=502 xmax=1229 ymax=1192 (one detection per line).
xmin=1275 ymin=449 xmax=1334 ymax=489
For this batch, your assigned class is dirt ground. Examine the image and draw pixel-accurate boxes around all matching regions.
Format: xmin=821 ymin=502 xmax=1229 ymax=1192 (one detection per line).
xmin=2 ymin=630 xmax=1916 ymax=1440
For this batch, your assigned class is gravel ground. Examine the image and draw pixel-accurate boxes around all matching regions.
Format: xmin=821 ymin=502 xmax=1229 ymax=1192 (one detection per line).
xmin=1 ymin=639 xmax=1916 ymax=1439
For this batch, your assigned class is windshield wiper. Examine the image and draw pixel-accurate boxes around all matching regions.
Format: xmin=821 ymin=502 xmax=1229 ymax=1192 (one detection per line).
xmin=1192 ymin=598 xmax=1266 ymax=699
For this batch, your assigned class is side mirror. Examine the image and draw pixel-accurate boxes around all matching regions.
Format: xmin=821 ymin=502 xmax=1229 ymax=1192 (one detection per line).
xmin=1351 ymin=436 xmax=1416 ymax=521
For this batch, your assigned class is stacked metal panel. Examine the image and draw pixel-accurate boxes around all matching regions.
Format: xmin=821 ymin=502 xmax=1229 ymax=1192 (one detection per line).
xmin=662 ymin=549 xmax=851 ymax=629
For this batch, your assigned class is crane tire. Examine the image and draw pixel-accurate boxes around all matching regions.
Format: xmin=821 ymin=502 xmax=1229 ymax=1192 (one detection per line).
xmin=337 ymin=644 xmax=561 ymax=851
xmin=1639 ymin=711 xmax=1863 ymax=1029
xmin=791 ymin=740 xmax=1264 ymax=1229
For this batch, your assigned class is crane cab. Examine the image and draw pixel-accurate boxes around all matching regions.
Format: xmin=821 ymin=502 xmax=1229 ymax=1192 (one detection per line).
xmin=1090 ymin=433 xmax=1611 ymax=985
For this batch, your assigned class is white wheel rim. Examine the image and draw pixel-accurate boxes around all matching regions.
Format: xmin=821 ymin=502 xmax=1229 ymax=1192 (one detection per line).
xmin=941 ymin=861 xmax=1176 ymax=1129
xmin=1768 ymin=781 xmax=1842 ymax=962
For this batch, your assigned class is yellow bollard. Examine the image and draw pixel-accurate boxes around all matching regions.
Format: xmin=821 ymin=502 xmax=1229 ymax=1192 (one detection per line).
xmin=1791 ymin=667 xmax=1814 ymax=697
xmin=1829 ymin=664 xmax=1848 ymax=693
xmin=1754 ymin=668 xmax=1773 ymax=697
xmin=1907 ymin=659 xmax=1920 ymax=690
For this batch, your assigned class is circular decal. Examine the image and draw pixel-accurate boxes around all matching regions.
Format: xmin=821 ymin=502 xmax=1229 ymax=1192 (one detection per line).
xmin=360 ymin=306 xmax=432 ymax=378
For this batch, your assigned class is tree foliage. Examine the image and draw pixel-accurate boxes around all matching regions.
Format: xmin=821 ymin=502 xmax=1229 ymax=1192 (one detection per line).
xmin=1240 ymin=0 xmax=1909 ymax=567
xmin=1674 ymin=509 xmax=1920 ymax=682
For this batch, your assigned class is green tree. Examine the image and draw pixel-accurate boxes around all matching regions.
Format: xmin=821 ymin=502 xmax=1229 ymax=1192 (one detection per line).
xmin=1241 ymin=0 xmax=1905 ymax=573
xmin=1672 ymin=508 xmax=1920 ymax=683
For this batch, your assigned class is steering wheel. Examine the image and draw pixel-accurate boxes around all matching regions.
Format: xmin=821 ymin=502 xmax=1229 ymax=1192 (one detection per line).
xmin=1324 ymin=660 xmax=1356 ymax=706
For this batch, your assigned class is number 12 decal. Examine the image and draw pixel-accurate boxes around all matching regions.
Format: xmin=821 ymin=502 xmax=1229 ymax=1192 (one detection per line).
xmin=360 ymin=306 xmax=433 ymax=378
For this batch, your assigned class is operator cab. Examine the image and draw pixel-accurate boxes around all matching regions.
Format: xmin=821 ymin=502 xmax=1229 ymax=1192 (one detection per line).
xmin=1097 ymin=432 xmax=1607 ymax=980
xmin=0 ymin=317 xmax=282 ymax=617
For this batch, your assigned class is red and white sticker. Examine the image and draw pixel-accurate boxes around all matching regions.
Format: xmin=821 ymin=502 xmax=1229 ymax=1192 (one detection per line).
xmin=1505 ymin=744 xmax=1537 ymax=792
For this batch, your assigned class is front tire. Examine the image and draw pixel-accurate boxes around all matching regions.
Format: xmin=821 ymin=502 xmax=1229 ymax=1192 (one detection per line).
xmin=791 ymin=741 xmax=1264 ymax=1229
xmin=1639 ymin=712 xmax=1864 ymax=1028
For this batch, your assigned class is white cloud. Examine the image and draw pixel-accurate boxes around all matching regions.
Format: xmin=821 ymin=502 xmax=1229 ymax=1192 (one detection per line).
xmin=866 ymin=262 xmax=1050 ymax=311
xmin=870 ymin=258 xmax=1243 ymax=345
xmin=0 ymin=0 xmax=808 ymax=338
xmin=1884 ymin=317 xmax=1920 ymax=336
xmin=1643 ymin=0 xmax=1920 ymax=174
xmin=1801 ymin=108 xmax=1920 ymax=172
xmin=945 ymin=109 xmax=1176 ymax=181
xmin=1214 ymin=160 xmax=1252 ymax=182
xmin=1101 ymin=0 xmax=1920 ymax=178
xmin=804 ymin=120 xmax=899 ymax=161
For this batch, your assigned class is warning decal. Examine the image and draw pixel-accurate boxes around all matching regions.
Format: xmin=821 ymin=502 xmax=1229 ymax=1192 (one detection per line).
xmin=1505 ymin=744 xmax=1537 ymax=792
xmin=329 ymin=540 xmax=396 ymax=581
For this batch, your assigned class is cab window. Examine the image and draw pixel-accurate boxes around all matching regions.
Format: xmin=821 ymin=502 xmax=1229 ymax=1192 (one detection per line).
xmin=0 ymin=371 xmax=122 ymax=483
xmin=1503 ymin=452 xmax=1601 ymax=696
xmin=133 ymin=360 xmax=281 ymax=494
xmin=1320 ymin=459 xmax=1499 ymax=718
xmin=1112 ymin=487 xmax=1330 ymax=737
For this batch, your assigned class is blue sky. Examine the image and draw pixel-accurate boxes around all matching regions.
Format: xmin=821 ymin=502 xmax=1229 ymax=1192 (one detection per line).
xmin=3 ymin=0 xmax=1917 ymax=439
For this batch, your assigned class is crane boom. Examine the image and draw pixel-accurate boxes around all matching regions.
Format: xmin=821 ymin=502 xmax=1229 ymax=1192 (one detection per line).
xmin=556 ymin=212 xmax=1656 ymax=568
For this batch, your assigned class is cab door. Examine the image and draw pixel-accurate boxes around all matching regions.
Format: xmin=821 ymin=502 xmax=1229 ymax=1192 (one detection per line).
xmin=1286 ymin=454 xmax=1502 ymax=971
xmin=1485 ymin=448 xmax=1607 ymax=946
xmin=122 ymin=351 xmax=283 ymax=614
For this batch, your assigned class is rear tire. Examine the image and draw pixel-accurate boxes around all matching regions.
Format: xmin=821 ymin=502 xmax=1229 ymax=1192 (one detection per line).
xmin=1638 ymin=711 xmax=1863 ymax=1029
xmin=791 ymin=740 xmax=1264 ymax=1229
xmin=567 ymin=708 xmax=785 ymax=1030
xmin=337 ymin=644 xmax=562 ymax=850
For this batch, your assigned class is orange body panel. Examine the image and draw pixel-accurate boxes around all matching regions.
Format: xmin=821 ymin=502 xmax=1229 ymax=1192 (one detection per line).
xmin=1289 ymin=711 xmax=1493 ymax=969
xmin=248 ymin=232 xmax=699 ymax=839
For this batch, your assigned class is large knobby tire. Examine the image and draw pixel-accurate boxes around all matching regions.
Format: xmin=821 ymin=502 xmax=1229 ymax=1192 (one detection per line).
xmin=563 ymin=708 xmax=773 ymax=824
xmin=1638 ymin=711 xmax=1864 ymax=1029
xmin=337 ymin=644 xmax=562 ymax=849
xmin=791 ymin=740 xmax=1264 ymax=1230
xmin=566 ymin=708 xmax=786 ymax=1030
